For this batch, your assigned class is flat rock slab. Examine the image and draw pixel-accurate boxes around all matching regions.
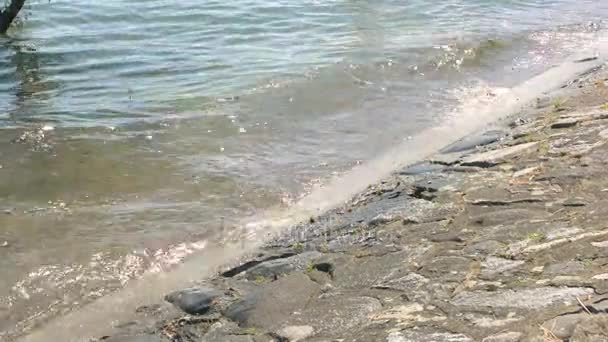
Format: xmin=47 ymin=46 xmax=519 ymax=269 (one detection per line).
xmin=480 ymin=257 xmax=525 ymax=279
xmin=283 ymin=295 xmax=382 ymax=337
xmin=461 ymin=142 xmax=539 ymax=167
xmin=387 ymin=330 xmax=472 ymax=342
xmin=400 ymin=161 xmax=445 ymax=175
xmin=101 ymin=336 xmax=162 ymax=342
xmin=543 ymin=313 xmax=587 ymax=340
xmin=452 ymin=286 xmax=594 ymax=310
xmin=440 ymin=130 xmax=503 ymax=154
xmin=481 ymin=331 xmax=523 ymax=342
xmin=223 ymin=273 xmax=320 ymax=329
xmin=571 ymin=314 xmax=608 ymax=342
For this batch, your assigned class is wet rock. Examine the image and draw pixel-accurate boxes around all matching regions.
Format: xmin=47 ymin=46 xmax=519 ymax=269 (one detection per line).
xmin=482 ymin=331 xmax=522 ymax=342
xmin=440 ymin=130 xmax=503 ymax=154
xmin=542 ymin=313 xmax=587 ymax=340
xmin=461 ymin=142 xmax=538 ymax=167
xmin=245 ymin=259 xmax=295 ymax=281
xmin=570 ymin=314 xmax=608 ymax=342
xmin=400 ymin=161 xmax=445 ymax=175
xmin=452 ymin=287 xmax=594 ymax=309
xmin=164 ymin=286 xmax=223 ymax=315
xmin=221 ymin=250 xmax=297 ymax=278
xmin=274 ymin=325 xmax=314 ymax=341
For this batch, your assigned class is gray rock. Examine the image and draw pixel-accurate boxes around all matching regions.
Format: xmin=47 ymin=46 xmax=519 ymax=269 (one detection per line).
xmin=224 ymin=273 xmax=320 ymax=328
xmin=283 ymin=295 xmax=381 ymax=336
xmin=461 ymin=142 xmax=538 ymax=167
xmin=551 ymin=118 xmax=579 ymax=129
xmin=482 ymin=331 xmax=522 ymax=342
xmin=441 ymin=130 xmax=503 ymax=154
xmin=542 ymin=313 xmax=586 ymax=340
xmin=545 ymin=261 xmax=585 ymax=275
xmin=100 ymin=335 xmax=162 ymax=342
xmin=464 ymin=240 xmax=504 ymax=255
xmin=430 ymin=232 xmax=465 ymax=243
xmin=470 ymin=209 xmax=542 ymax=227
xmin=387 ymin=330 xmax=472 ymax=342
xmin=452 ymin=287 xmax=594 ymax=309
xmin=571 ymin=314 xmax=608 ymax=342
xmin=165 ymin=286 xmax=223 ymax=315
xmin=275 ymin=325 xmax=314 ymax=341
xmin=589 ymin=299 xmax=608 ymax=313
xmin=245 ymin=259 xmax=295 ymax=281
xmin=481 ymin=257 xmax=524 ymax=279
xmin=201 ymin=320 xmax=254 ymax=342
xmin=400 ymin=161 xmax=445 ymax=175
xmin=373 ymin=273 xmax=430 ymax=292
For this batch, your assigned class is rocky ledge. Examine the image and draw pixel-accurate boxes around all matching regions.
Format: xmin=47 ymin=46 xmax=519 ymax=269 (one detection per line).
xmin=97 ymin=65 xmax=608 ymax=342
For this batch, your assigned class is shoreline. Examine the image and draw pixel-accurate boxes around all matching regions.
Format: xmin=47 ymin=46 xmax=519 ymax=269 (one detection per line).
xmin=15 ymin=59 xmax=608 ymax=342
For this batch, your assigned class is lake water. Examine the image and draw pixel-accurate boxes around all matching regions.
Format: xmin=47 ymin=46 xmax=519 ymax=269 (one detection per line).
xmin=1 ymin=0 xmax=608 ymax=339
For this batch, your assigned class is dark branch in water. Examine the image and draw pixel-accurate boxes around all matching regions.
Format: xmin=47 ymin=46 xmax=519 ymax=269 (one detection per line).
xmin=0 ymin=0 xmax=26 ymax=34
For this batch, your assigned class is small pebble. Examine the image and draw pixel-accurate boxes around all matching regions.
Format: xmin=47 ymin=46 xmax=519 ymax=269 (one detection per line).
xmin=1 ymin=241 xmax=8 ymax=247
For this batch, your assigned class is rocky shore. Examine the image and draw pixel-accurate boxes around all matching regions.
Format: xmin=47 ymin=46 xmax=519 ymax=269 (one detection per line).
xmin=93 ymin=64 xmax=608 ymax=342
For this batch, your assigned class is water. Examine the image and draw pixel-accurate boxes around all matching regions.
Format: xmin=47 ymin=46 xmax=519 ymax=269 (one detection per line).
xmin=1 ymin=0 xmax=608 ymax=339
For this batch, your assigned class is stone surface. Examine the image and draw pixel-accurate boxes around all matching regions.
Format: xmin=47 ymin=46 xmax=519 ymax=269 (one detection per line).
xmin=543 ymin=313 xmax=587 ymax=340
xmin=223 ymin=273 xmax=320 ymax=329
xmin=164 ymin=286 xmax=223 ymax=315
xmin=545 ymin=261 xmax=585 ymax=275
xmin=386 ymin=330 xmax=472 ymax=342
xmin=482 ymin=331 xmax=522 ymax=342
xmin=452 ymin=287 xmax=594 ymax=309
xmin=571 ymin=314 xmax=608 ymax=342
xmin=461 ymin=142 xmax=538 ymax=167
xmin=441 ymin=130 xmax=503 ymax=154
xmin=100 ymin=336 xmax=162 ymax=342
xmin=283 ymin=295 xmax=381 ymax=336
xmin=245 ymin=259 xmax=295 ymax=281
xmin=480 ymin=257 xmax=525 ymax=278
xmin=275 ymin=325 xmax=314 ymax=341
